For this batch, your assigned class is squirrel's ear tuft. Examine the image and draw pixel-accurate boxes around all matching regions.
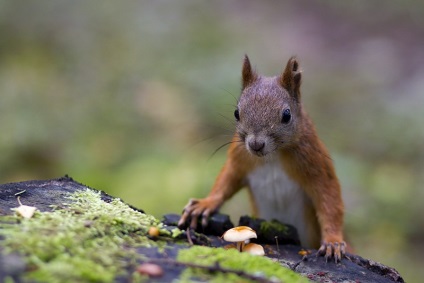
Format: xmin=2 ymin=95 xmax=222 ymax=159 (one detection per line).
xmin=279 ymin=56 xmax=302 ymax=101
xmin=242 ymin=55 xmax=258 ymax=89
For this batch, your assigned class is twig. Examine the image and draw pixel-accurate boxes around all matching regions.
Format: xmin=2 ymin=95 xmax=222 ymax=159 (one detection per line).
xmin=17 ymin=196 xmax=23 ymax=206
xmin=186 ymin=228 xmax=194 ymax=245
xmin=275 ymin=236 xmax=280 ymax=255
xmin=290 ymin=259 xmax=303 ymax=271
xmin=146 ymin=257 xmax=281 ymax=283
xmin=14 ymin=190 xmax=26 ymax=196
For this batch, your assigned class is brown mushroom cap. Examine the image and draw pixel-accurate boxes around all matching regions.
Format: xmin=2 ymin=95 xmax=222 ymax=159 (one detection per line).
xmin=222 ymin=226 xmax=257 ymax=242
xmin=242 ymin=243 xmax=265 ymax=256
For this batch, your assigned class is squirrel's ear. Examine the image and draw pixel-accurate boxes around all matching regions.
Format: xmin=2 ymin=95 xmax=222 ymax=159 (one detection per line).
xmin=279 ymin=57 xmax=302 ymax=101
xmin=242 ymin=55 xmax=258 ymax=89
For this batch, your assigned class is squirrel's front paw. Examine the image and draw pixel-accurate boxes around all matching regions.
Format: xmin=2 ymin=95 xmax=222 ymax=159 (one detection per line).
xmin=317 ymin=241 xmax=346 ymax=263
xmin=178 ymin=198 xmax=218 ymax=230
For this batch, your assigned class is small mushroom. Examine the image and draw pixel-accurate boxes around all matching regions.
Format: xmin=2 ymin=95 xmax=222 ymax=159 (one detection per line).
xmin=222 ymin=226 xmax=257 ymax=252
xmin=242 ymin=243 xmax=265 ymax=256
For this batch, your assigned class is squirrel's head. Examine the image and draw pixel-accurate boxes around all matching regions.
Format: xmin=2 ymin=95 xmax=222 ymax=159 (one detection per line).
xmin=235 ymin=55 xmax=303 ymax=157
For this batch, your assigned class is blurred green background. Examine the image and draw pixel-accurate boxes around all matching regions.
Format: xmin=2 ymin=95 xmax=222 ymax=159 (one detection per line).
xmin=1 ymin=1 xmax=423 ymax=281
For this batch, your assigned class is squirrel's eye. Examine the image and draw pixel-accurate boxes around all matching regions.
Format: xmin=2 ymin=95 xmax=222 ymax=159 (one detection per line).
xmin=282 ymin=108 xmax=291 ymax=123
xmin=234 ymin=109 xmax=240 ymax=121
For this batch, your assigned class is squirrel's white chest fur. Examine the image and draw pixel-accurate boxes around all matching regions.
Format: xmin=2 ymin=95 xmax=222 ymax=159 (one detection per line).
xmin=246 ymin=159 xmax=316 ymax=247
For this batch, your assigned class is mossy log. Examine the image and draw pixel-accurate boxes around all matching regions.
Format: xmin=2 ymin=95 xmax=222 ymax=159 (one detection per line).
xmin=0 ymin=176 xmax=404 ymax=283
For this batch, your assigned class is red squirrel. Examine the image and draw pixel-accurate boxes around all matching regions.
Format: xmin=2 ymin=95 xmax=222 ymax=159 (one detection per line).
xmin=178 ymin=55 xmax=346 ymax=261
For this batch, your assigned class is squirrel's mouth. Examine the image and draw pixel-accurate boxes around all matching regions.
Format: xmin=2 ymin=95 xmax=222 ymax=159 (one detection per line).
xmin=249 ymin=150 xmax=265 ymax=157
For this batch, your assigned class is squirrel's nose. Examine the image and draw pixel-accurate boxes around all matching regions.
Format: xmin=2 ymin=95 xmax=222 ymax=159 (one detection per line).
xmin=248 ymin=139 xmax=265 ymax=153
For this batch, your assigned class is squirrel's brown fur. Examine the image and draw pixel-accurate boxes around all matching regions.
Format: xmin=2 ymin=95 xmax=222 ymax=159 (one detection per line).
xmin=179 ymin=56 xmax=346 ymax=261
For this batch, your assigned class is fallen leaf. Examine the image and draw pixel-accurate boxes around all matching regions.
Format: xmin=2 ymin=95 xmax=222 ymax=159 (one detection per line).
xmin=11 ymin=196 xmax=37 ymax=219
xmin=298 ymin=249 xmax=311 ymax=256
xmin=136 ymin=263 xmax=163 ymax=277
xmin=223 ymin=244 xmax=237 ymax=250
xmin=14 ymin=205 xmax=37 ymax=219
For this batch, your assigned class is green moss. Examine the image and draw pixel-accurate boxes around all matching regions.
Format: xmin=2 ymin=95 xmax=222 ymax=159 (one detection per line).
xmin=176 ymin=246 xmax=308 ymax=283
xmin=171 ymin=227 xmax=183 ymax=238
xmin=0 ymin=189 xmax=306 ymax=283
xmin=260 ymin=219 xmax=288 ymax=234
xmin=0 ymin=189 xmax=167 ymax=283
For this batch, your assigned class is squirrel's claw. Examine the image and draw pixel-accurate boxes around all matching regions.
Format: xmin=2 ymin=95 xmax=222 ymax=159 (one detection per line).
xmin=189 ymin=214 xmax=198 ymax=229
xmin=178 ymin=198 xmax=198 ymax=228
xmin=317 ymin=241 xmax=346 ymax=263
xmin=201 ymin=208 xmax=212 ymax=227
xmin=178 ymin=198 xmax=217 ymax=230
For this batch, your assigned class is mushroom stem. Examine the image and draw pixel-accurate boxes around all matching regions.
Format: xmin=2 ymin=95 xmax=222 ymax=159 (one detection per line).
xmin=236 ymin=242 xmax=245 ymax=252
